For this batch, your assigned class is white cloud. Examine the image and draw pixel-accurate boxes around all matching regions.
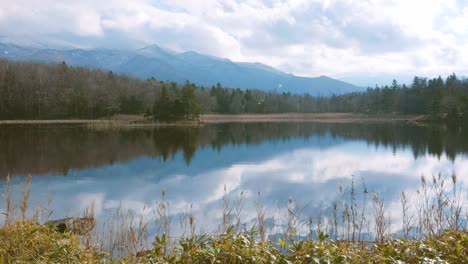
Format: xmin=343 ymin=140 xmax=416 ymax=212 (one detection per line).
xmin=0 ymin=0 xmax=467 ymax=85
xmin=76 ymin=192 xmax=105 ymax=216
xmin=75 ymin=10 xmax=103 ymax=36
xmin=1 ymin=139 xmax=466 ymax=237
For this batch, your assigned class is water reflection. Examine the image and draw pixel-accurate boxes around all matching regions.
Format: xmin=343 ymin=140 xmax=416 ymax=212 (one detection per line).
xmin=0 ymin=122 xmax=467 ymax=237
xmin=2 ymin=123 xmax=468 ymax=178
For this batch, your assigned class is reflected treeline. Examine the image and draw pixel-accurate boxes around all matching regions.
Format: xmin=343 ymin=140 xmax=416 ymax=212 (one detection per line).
xmin=1 ymin=122 xmax=467 ymax=177
xmin=325 ymin=123 xmax=468 ymax=160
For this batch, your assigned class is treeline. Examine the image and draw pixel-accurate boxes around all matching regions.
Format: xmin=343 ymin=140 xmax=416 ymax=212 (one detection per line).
xmin=1 ymin=59 xmax=468 ymax=121
xmin=0 ymin=59 xmax=153 ymax=119
xmin=0 ymin=59 xmax=202 ymax=121
xmin=208 ymin=75 xmax=468 ymax=123
xmin=151 ymin=81 xmax=200 ymax=121
xmin=325 ymin=76 xmax=468 ymax=120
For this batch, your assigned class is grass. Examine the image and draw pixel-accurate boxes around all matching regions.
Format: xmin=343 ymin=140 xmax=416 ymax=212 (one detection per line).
xmin=0 ymin=113 xmax=422 ymax=125
xmin=0 ymin=220 xmax=105 ymax=263
xmin=0 ymin=173 xmax=467 ymax=263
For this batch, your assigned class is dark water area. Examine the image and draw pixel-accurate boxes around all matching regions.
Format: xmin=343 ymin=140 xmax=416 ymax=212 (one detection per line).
xmin=0 ymin=122 xmax=467 ymax=236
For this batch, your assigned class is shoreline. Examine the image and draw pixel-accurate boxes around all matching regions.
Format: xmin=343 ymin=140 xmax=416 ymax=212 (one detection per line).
xmin=201 ymin=113 xmax=423 ymax=124
xmin=0 ymin=113 xmax=424 ymax=125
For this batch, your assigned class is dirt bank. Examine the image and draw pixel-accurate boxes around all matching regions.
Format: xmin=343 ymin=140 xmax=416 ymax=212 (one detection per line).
xmin=0 ymin=113 xmax=424 ymax=125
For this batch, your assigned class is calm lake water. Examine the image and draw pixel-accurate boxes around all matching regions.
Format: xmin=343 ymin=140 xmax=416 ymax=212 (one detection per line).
xmin=1 ymin=122 xmax=467 ymax=237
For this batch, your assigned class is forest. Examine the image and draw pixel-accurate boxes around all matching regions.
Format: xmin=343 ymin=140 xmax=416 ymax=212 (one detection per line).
xmin=1 ymin=59 xmax=468 ymax=123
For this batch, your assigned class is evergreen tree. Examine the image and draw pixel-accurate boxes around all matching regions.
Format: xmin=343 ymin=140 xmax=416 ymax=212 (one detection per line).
xmin=460 ymin=95 xmax=468 ymax=124
xmin=181 ymin=81 xmax=200 ymax=120
xmin=429 ymin=77 xmax=444 ymax=119
xmin=172 ymin=99 xmax=185 ymax=120
xmin=153 ymin=85 xmax=172 ymax=121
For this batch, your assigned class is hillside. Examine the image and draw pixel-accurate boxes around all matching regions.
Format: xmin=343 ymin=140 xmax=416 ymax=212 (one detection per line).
xmin=0 ymin=43 xmax=363 ymax=96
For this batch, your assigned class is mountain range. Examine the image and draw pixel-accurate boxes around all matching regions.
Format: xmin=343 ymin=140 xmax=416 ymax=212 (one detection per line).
xmin=0 ymin=43 xmax=364 ymax=96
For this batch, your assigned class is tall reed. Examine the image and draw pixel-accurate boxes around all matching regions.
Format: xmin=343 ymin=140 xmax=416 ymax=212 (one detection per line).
xmin=1 ymin=172 xmax=467 ymax=262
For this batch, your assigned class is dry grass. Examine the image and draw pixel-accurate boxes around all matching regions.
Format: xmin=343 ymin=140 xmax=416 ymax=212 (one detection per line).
xmin=0 ymin=113 xmax=423 ymax=125
xmin=202 ymin=113 xmax=423 ymax=123
xmin=0 ymin=172 xmax=467 ymax=263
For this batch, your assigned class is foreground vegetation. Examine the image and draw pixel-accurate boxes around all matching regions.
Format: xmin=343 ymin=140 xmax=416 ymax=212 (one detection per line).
xmin=1 ymin=172 xmax=467 ymax=263
xmin=1 ymin=59 xmax=468 ymax=124
xmin=1 ymin=221 xmax=466 ymax=263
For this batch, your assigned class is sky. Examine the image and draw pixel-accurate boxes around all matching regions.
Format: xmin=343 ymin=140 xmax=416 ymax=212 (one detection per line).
xmin=0 ymin=0 xmax=467 ymax=86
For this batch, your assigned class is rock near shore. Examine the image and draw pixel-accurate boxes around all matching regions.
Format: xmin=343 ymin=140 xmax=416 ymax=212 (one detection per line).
xmin=46 ymin=217 xmax=95 ymax=235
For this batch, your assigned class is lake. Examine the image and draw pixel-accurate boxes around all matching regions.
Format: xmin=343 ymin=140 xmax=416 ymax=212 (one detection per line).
xmin=1 ymin=122 xmax=467 ymax=240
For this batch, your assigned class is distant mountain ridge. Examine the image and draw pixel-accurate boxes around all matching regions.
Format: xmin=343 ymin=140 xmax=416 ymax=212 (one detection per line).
xmin=0 ymin=43 xmax=364 ymax=96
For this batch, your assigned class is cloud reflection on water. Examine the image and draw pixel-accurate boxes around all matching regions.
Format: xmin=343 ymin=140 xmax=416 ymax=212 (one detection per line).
xmin=1 ymin=131 xmax=465 ymax=236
